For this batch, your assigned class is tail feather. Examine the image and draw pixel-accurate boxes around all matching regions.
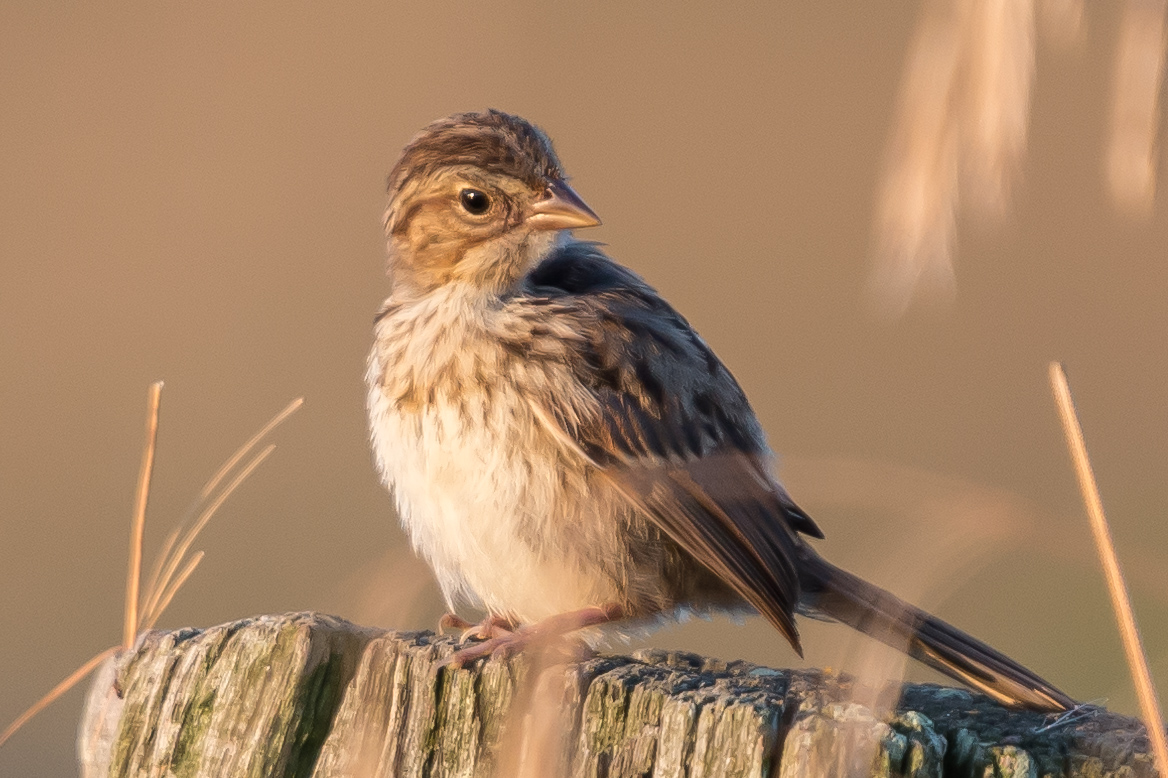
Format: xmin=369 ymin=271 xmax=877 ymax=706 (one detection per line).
xmin=798 ymin=554 xmax=1074 ymax=712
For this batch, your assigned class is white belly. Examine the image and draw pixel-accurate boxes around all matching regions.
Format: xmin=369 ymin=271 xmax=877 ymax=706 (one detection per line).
xmin=366 ymin=326 xmax=615 ymax=622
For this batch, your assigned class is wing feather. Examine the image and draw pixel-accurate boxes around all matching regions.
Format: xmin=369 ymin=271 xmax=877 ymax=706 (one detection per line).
xmin=520 ymin=243 xmax=822 ymax=652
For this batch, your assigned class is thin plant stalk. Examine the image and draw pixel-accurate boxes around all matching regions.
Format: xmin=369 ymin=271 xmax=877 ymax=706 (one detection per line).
xmin=0 ymin=392 xmax=302 ymax=752
xmin=138 ymin=444 xmax=275 ymax=627
xmin=194 ymin=397 xmax=303 ymax=503
xmin=139 ymin=526 xmax=181 ymax=629
xmin=124 ymin=381 xmax=163 ymax=650
xmin=140 ymin=397 xmax=303 ymax=609
xmin=0 ymin=647 xmax=118 ymax=749
xmin=142 ymin=552 xmax=204 ymax=633
xmin=1049 ymin=362 xmax=1168 ymax=775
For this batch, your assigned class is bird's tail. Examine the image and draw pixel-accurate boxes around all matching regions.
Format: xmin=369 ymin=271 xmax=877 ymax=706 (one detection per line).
xmin=797 ymin=553 xmax=1074 ymax=712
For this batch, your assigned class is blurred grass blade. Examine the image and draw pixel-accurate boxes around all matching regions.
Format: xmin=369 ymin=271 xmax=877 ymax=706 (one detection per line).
xmin=1107 ymin=0 xmax=1167 ymax=215
xmin=1049 ymin=362 xmax=1168 ymax=775
xmin=0 ymin=647 xmax=118 ymax=749
xmin=139 ymin=444 xmax=276 ymax=630
xmin=0 ymin=392 xmax=301 ymax=752
xmin=140 ymin=397 xmax=303 ymax=605
xmin=1038 ymin=0 xmax=1085 ymax=48
xmin=124 ymin=382 xmax=163 ymax=650
xmin=139 ymin=525 xmax=181 ymax=632
xmin=142 ymin=551 xmax=205 ymax=633
xmin=872 ymin=0 xmax=1036 ymax=314
xmin=195 ymin=397 xmax=303 ymax=503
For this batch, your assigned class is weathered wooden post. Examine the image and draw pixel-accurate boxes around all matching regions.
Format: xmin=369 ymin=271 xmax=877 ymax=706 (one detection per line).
xmin=78 ymin=612 xmax=1158 ymax=777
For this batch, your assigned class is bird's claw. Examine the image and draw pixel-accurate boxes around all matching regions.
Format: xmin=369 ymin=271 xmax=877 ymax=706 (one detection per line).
xmin=437 ymin=613 xmax=518 ymax=646
xmin=434 ymin=604 xmax=621 ymax=669
xmin=437 ymin=613 xmax=474 ymax=636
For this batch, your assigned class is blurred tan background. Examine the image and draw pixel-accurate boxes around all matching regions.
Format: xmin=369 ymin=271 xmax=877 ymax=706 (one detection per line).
xmin=2 ymin=2 xmax=1166 ymax=774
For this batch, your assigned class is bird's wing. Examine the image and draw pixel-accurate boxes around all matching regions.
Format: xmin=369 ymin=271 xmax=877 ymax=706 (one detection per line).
xmin=520 ymin=243 xmax=821 ymax=653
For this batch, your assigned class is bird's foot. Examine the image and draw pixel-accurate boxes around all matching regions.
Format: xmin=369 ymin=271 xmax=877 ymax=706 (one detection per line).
xmin=437 ymin=612 xmax=473 ymax=635
xmin=438 ymin=604 xmax=624 ymax=668
xmin=437 ymin=612 xmax=518 ymax=642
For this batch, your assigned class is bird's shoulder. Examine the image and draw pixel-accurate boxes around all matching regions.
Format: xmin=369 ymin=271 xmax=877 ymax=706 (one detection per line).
xmin=514 ymin=243 xmax=823 ymax=541
xmin=525 ymin=240 xmax=651 ymax=298
xmin=511 ymin=243 xmax=759 ymax=461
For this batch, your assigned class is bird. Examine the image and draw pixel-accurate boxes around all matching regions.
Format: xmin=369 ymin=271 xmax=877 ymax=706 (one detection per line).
xmin=365 ymin=109 xmax=1073 ymax=712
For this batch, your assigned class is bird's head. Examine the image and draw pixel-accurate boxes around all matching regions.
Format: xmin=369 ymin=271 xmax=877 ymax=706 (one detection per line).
xmin=383 ymin=110 xmax=601 ymax=296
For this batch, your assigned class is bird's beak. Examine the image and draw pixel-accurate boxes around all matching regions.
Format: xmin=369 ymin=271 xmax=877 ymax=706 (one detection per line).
xmin=525 ymin=180 xmax=602 ymax=231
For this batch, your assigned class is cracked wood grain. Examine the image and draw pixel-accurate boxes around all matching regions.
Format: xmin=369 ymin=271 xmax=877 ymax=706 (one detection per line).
xmin=78 ymin=612 xmax=1158 ymax=777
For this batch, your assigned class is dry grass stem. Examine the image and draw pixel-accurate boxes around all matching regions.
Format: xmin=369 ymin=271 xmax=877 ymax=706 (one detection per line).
xmin=139 ymin=525 xmax=179 ymax=623
xmin=0 ymin=647 xmax=119 ymax=749
xmin=195 ymin=397 xmax=304 ymax=503
xmin=124 ymin=381 xmax=163 ymax=650
xmin=1107 ymin=0 xmax=1167 ymax=215
xmin=140 ymin=397 xmax=303 ymax=603
xmin=0 ymin=392 xmax=302 ymax=751
xmin=1049 ymin=362 xmax=1168 ymax=776
xmin=142 ymin=552 xmax=205 ymax=633
xmin=139 ymin=444 xmax=276 ymax=627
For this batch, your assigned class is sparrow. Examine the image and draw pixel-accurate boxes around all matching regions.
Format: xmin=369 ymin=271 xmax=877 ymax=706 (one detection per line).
xmin=366 ymin=109 xmax=1073 ymax=712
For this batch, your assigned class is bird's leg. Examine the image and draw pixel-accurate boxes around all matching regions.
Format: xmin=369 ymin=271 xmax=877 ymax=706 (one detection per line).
xmin=437 ymin=612 xmax=518 ymax=642
xmin=439 ymin=604 xmax=625 ymax=668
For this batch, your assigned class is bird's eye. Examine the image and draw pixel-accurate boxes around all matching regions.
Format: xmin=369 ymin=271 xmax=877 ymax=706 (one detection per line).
xmin=459 ymin=188 xmax=491 ymax=215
